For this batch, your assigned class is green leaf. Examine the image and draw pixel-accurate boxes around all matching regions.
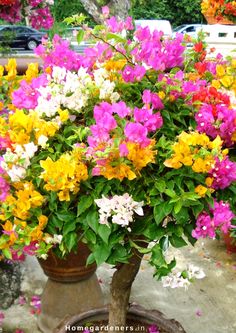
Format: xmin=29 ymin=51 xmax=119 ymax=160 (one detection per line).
xmin=2 ymin=248 xmax=12 ymax=259
xmin=150 ymin=244 xmax=167 ymax=268
xmin=106 ymin=32 xmax=126 ymax=43
xmin=86 ymin=253 xmax=95 ymax=265
xmin=86 ymin=210 xmax=99 ymax=233
xmin=76 ymin=29 xmax=85 ymax=44
xmin=174 ymin=200 xmax=182 ymax=214
xmin=63 ymin=222 xmax=76 ymax=236
xmin=93 ymin=244 xmax=111 ymax=265
xmin=98 ymin=224 xmax=111 ymax=244
xmin=77 ymin=196 xmax=94 ymax=216
xmin=155 ymin=180 xmax=166 ymax=193
xmin=64 ymin=232 xmax=78 ymax=252
xmin=169 ymin=234 xmax=188 ymax=248
xmin=154 ymin=202 xmax=173 ymax=225
xmin=85 ymin=229 xmax=96 ymax=245
xmin=165 ymin=189 xmax=176 ymax=198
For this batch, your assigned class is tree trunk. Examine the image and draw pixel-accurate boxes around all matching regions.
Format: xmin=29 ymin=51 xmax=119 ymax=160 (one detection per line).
xmin=108 ymin=245 xmax=145 ymax=331
xmin=80 ymin=0 xmax=131 ymax=24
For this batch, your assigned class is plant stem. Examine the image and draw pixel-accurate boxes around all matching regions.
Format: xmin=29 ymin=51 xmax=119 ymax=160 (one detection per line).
xmin=108 ymin=244 xmax=146 ymax=332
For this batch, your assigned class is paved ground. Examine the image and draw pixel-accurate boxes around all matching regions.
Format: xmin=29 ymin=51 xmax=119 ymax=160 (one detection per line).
xmin=1 ymin=238 xmax=236 ymax=333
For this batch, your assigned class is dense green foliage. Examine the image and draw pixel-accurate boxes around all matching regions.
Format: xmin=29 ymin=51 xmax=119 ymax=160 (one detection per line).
xmin=52 ymin=0 xmax=205 ymax=28
xmin=132 ymin=0 xmax=205 ymax=27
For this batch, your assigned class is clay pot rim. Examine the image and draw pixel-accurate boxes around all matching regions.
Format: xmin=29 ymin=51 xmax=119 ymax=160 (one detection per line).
xmin=54 ymin=304 xmax=186 ymax=333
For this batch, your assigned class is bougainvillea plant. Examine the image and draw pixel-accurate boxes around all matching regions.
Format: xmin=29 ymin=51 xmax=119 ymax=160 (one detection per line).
xmin=201 ymin=0 xmax=236 ymax=23
xmin=0 ymin=0 xmax=54 ymax=29
xmin=0 ymin=8 xmax=236 ymax=330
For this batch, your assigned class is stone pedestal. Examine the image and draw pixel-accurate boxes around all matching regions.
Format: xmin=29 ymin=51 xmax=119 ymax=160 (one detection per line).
xmin=0 ymin=261 xmax=21 ymax=309
xmin=37 ymin=273 xmax=104 ymax=333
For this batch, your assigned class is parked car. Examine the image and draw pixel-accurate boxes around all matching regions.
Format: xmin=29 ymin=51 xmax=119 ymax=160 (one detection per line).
xmin=0 ymin=25 xmax=46 ymax=50
xmin=135 ymin=20 xmax=173 ymax=37
xmin=172 ymin=24 xmax=207 ymax=38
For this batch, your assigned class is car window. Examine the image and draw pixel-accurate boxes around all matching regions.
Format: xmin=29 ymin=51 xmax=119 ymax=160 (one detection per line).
xmin=0 ymin=27 xmax=12 ymax=34
xmin=15 ymin=27 xmax=29 ymax=34
xmin=185 ymin=26 xmax=195 ymax=33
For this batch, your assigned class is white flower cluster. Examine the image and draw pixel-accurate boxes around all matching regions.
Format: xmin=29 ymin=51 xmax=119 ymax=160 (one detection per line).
xmin=93 ymin=67 xmax=120 ymax=102
xmin=94 ymin=193 xmax=144 ymax=227
xmin=162 ymin=264 xmax=205 ymax=290
xmin=1 ymin=142 xmax=38 ymax=182
xmin=36 ymin=66 xmax=92 ymax=117
xmin=35 ymin=66 xmax=119 ymax=118
xmin=44 ymin=234 xmax=63 ymax=245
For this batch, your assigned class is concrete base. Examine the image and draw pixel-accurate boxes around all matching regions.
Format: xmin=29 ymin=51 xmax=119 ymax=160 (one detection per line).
xmin=37 ymin=273 xmax=104 ymax=333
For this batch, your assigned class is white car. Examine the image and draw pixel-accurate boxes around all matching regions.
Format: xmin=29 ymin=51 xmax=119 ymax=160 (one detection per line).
xmin=135 ymin=20 xmax=172 ymax=37
xmin=172 ymin=24 xmax=207 ymax=38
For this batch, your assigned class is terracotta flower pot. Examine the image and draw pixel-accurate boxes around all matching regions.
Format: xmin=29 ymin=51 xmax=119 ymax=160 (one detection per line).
xmin=204 ymin=14 xmax=234 ymax=25
xmin=38 ymin=241 xmax=97 ymax=282
xmin=54 ymin=305 xmax=186 ymax=333
xmin=223 ymin=233 xmax=236 ymax=253
xmin=37 ymin=241 xmax=104 ymax=333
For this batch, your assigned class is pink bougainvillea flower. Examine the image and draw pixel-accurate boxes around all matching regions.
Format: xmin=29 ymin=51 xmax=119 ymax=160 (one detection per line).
xmin=192 ymin=200 xmax=235 ymax=239
xmin=124 ymin=122 xmax=150 ymax=147
xmin=18 ymin=295 xmax=27 ymax=306
xmin=0 ymin=311 xmax=4 ymax=326
xmin=208 ymin=156 xmax=236 ymax=189
xmin=102 ymin=5 xmax=109 ymax=17
xmin=196 ymin=309 xmax=203 ymax=317
xmin=148 ymin=324 xmax=160 ymax=333
xmin=122 ymin=64 xmax=146 ymax=82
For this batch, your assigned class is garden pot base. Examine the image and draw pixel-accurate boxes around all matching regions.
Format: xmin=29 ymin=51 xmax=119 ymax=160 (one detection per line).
xmin=54 ymin=305 xmax=186 ymax=333
xmin=37 ymin=274 xmax=104 ymax=333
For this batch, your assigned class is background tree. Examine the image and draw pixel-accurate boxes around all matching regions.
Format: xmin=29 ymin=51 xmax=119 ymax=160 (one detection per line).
xmin=132 ymin=0 xmax=205 ymax=27
xmin=79 ymin=0 xmax=131 ymax=23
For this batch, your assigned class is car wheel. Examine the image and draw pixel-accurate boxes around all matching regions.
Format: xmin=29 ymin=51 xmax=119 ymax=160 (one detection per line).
xmin=26 ymin=39 xmax=38 ymax=50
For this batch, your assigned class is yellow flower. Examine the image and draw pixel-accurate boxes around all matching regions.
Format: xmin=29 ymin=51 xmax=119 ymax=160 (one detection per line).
xmin=38 ymin=215 xmax=48 ymax=228
xmin=40 ymin=150 xmax=88 ymax=200
xmin=158 ymin=91 xmax=166 ymax=100
xmin=211 ymin=80 xmax=221 ymax=90
xmin=0 ymin=65 xmax=4 ymax=78
xmin=24 ymin=62 xmax=39 ymax=82
xmin=205 ymin=176 xmax=214 ymax=187
xmin=58 ymin=109 xmax=69 ymax=122
xmin=208 ymin=135 xmax=222 ymax=150
xmin=192 ymin=156 xmax=214 ymax=173
xmin=195 ymin=185 xmax=208 ymax=197
xmin=127 ymin=141 xmax=156 ymax=170
xmin=5 ymin=59 xmax=17 ymax=81
xmin=220 ymin=75 xmax=234 ymax=88
xmin=104 ymin=59 xmax=127 ymax=71
xmin=216 ymin=64 xmax=226 ymax=77
xmin=101 ymin=162 xmax=136 ymax=181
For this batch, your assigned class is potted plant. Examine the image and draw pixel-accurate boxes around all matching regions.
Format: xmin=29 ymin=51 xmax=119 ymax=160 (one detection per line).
xmin=1 ymin=7 xmax=236 ymax=333
xmin=201 ymin=0 xmax=236 ymax=24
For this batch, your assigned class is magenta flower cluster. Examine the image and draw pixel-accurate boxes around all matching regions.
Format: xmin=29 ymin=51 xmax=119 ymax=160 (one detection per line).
xmin=195 ymin=104 xmax=236 ymax=146
xmin=192 ymin=200 xmax=235 ymax=239
xmin=12 ymin=74 xmax=48 ymax=110
xmin=88 ymin=90 xmax=163 ymax=149
xmin=209 ymin=156 xmax=236 ymax=189
xmin=35 ymin=35 xmax=82 ymax=71
xmin=0 ymin=0 xmax=54 ymax=29
xmin=0 ymin=161 xmax=10 ymax=202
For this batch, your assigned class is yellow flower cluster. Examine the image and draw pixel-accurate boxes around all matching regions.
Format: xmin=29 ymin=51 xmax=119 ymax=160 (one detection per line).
xmin=0 ymin=182 xmax=44 ymax=222
xmin=99 ymin=141 xmax=156 ymax=181
xmin=212 ymin=63 xmax=236 ymax=100
xmin=24 ymin=62 xmax=39 ymax=83
xmin=0 ymin=214 xmax=48 ymax=251
xmin=164 ymin=132 xmax=223 ymax=173
xmin=7 ymin=109 xmax=59 ymax=145
xmin=40 ymin=149 xmax=88 ymax=201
